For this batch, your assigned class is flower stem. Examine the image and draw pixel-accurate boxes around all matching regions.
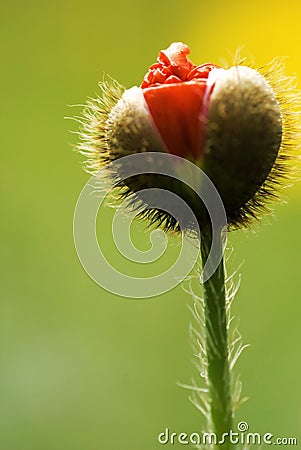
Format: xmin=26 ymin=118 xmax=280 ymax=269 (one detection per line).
xmin=200 ymin=223 xmax=233 ymax=448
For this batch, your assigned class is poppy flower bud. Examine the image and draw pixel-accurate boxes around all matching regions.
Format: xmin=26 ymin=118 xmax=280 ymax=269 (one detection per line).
xmin=78 ymin=43 xmax=300 ymax=231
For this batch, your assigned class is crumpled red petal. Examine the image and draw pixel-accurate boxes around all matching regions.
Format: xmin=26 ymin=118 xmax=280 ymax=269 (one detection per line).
xmin=141 ymin=42 xmax=221 ymax=159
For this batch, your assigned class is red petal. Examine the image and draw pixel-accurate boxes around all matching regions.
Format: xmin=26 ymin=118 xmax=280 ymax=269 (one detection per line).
xmin=165 ymin=75 xmax=183 ymax=84
xmin=143 ymin=81 xmax=207 ymax=160
xmin=140 ymin=43 xmax=222 ymax=159
xmin=187 ymin=63 xmax=221 ymax=81
xmin=158 ymin=42 xmax=194 ymax=80
xmin=141 ymin=42 xmax=196 ymax=88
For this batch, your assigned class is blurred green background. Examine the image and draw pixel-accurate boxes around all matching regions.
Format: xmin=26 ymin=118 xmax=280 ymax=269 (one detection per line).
xmin=1 ymin=0 xmax=301 ymax=448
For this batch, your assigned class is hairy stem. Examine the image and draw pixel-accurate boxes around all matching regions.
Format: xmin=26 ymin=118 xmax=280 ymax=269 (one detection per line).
xmin=200 ymin=224 xmax=233 ymax=448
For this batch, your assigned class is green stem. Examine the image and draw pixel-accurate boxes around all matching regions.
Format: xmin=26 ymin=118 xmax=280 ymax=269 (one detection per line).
xmin=200 ymin=223 xmax=233 ymax=448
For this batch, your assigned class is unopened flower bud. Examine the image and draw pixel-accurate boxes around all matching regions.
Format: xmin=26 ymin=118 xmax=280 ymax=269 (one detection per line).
xmin=77 ymin=43 xmax=300 ymax=230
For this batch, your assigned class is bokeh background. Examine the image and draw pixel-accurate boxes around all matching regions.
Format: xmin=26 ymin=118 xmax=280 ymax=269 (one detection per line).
xmin=1 ymin=0 xmax=301 ymax=448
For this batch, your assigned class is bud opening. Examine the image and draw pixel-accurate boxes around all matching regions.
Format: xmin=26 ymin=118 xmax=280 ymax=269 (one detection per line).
xmin=78 ymin=42 xmax=300 ymax=231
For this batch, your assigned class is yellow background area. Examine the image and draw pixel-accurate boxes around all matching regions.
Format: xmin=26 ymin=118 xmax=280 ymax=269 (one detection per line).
xmin=1 ymin=0 xmax=301 ymax=448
